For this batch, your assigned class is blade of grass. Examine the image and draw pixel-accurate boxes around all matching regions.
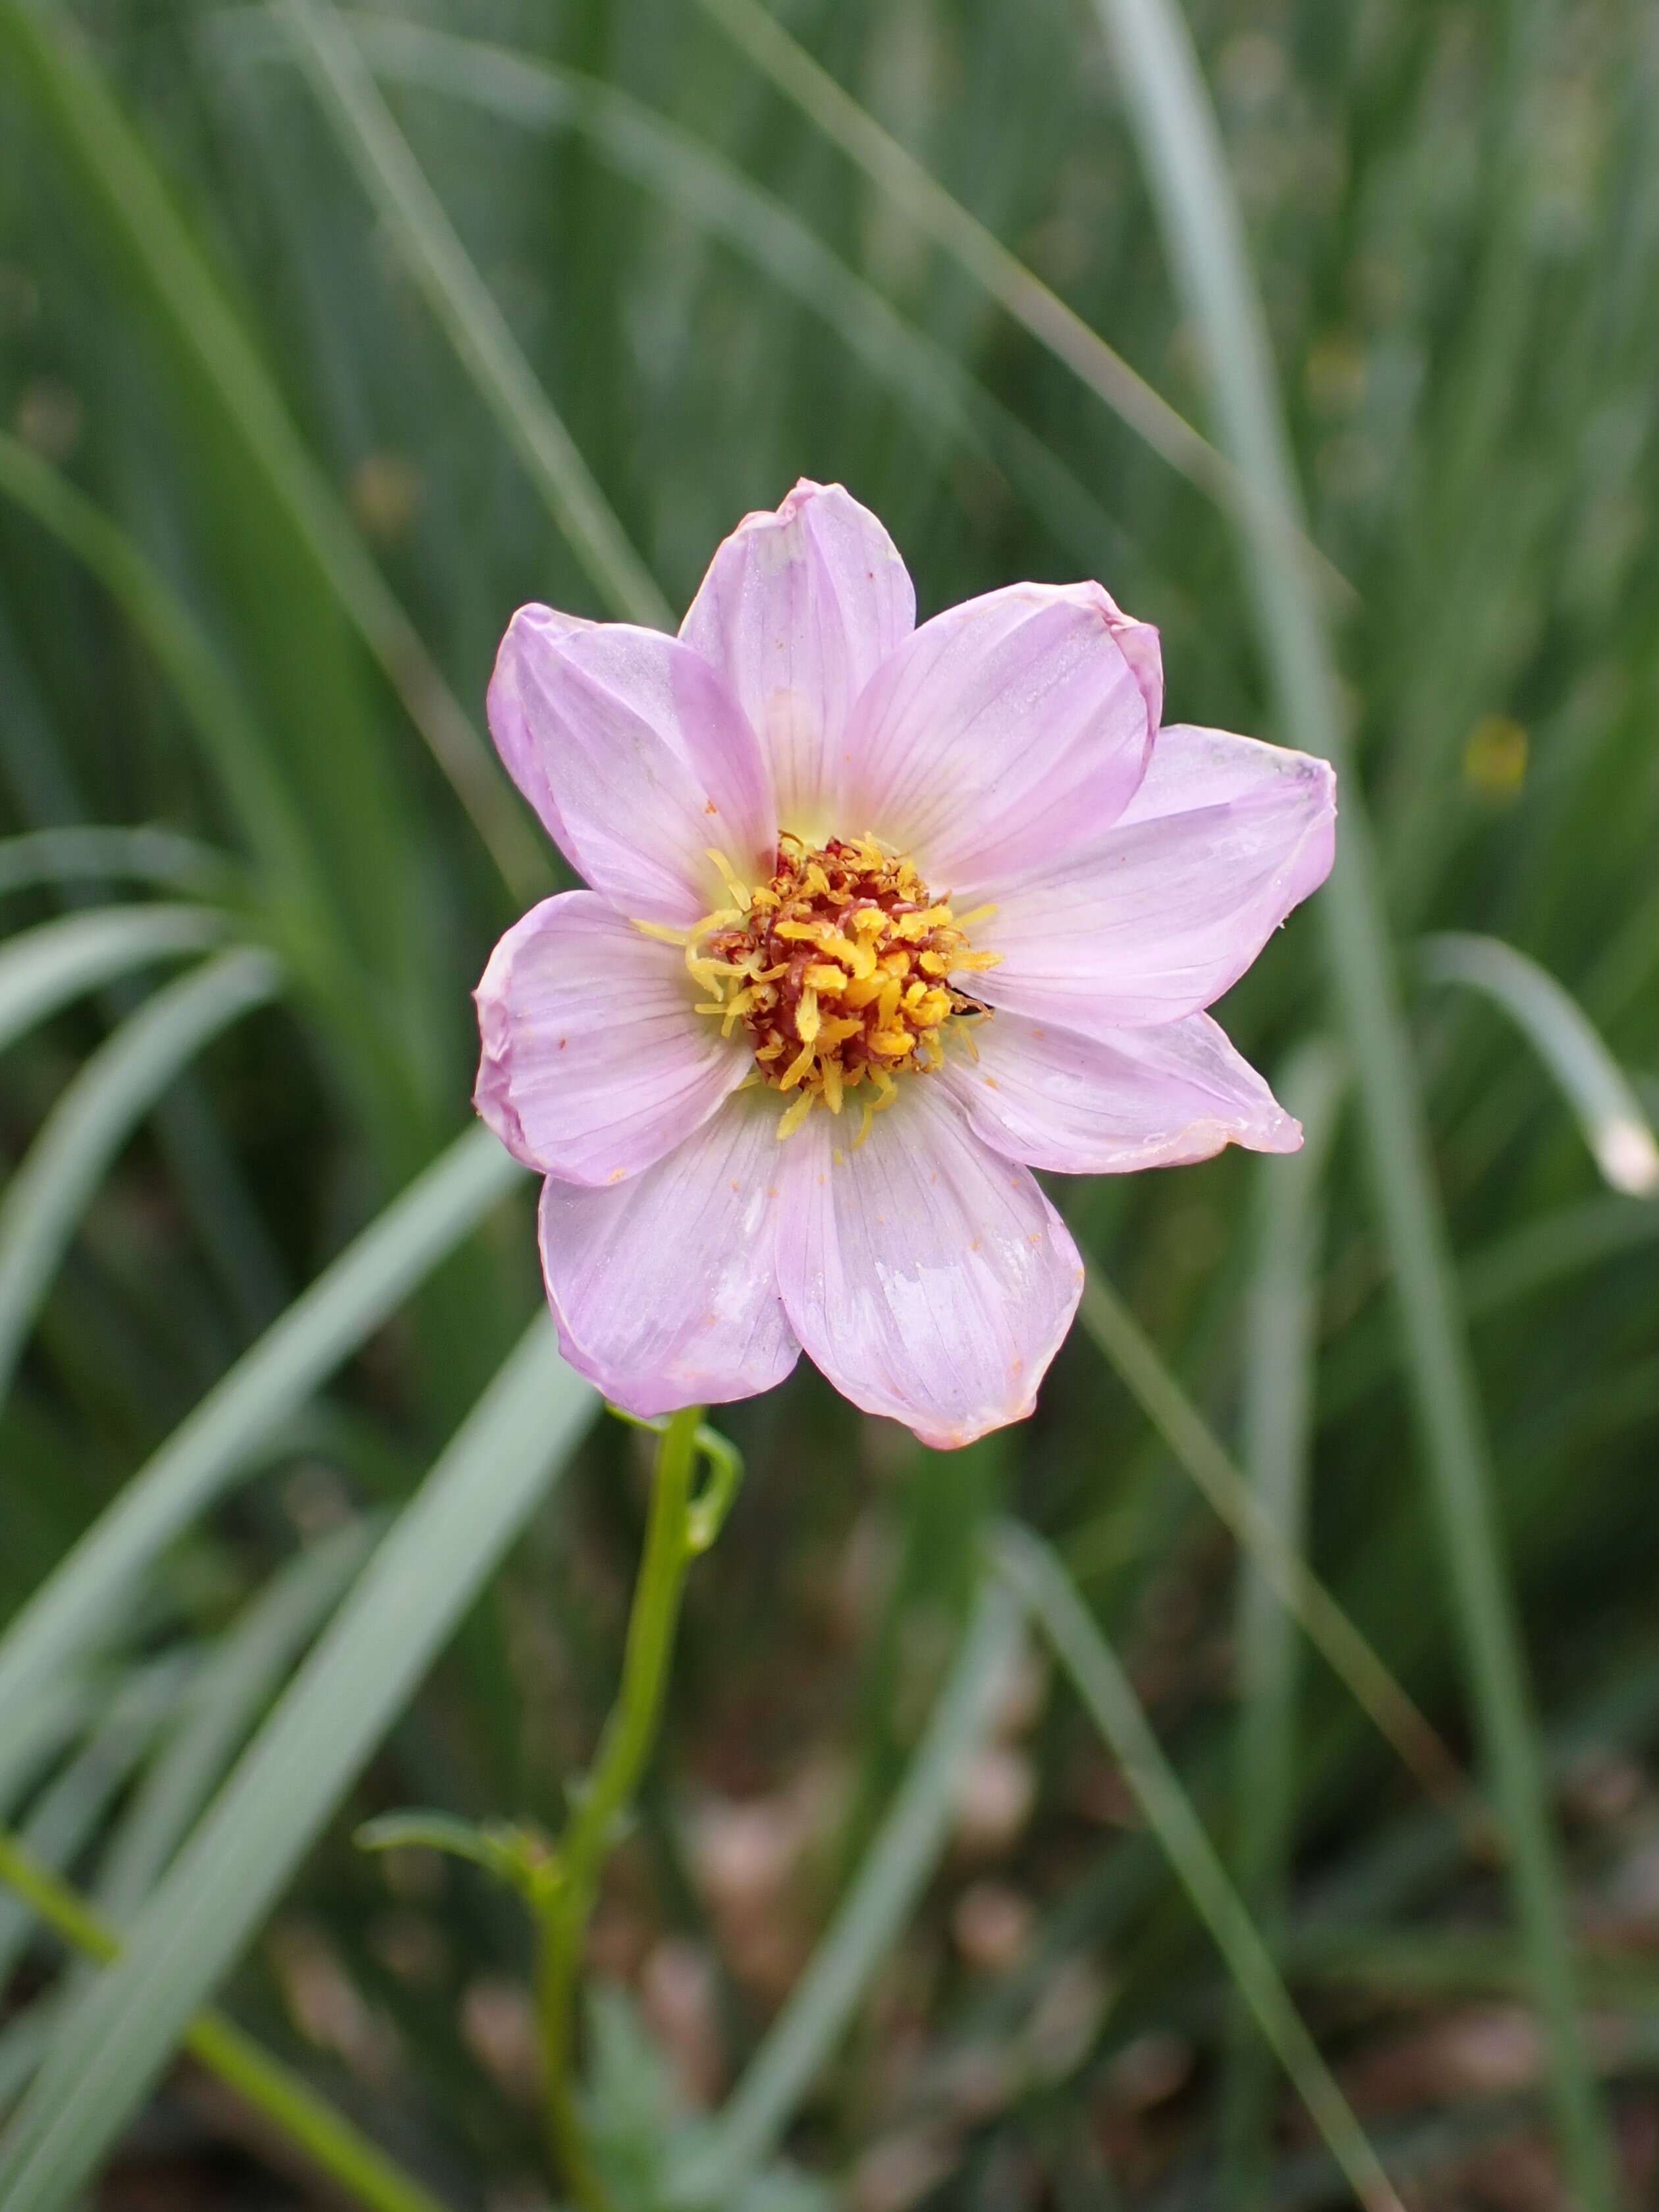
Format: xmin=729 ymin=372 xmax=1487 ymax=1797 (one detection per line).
xmin=0 ymin=906 xmax=229 ymax=1055
xmin=0 ymin=1659 xmax=192 ymax=1994
xmin=94 ymin=1517 xmax=379 ymax=1916
xmin=0 ymin=1835 xmax=454 ymax=2212
xmin=0 ymin=1124 xmax=524 ymax=1734
xmin=0 ymin=434 xmax=321 ymax=916
xmin=1421 ymin=931 xmax=1659 ymax=1196
xmin=1082 ymin=0 xmax=1613 ymax=2195
xmin=322 ymin=16 xmax=1153 ymax=592
xmin=692 ymin=0 xmax=1348 ymax=610
xmin=0 ymin=2 xmax=539 ymax=900
xmin=991 ymin=1522 xmax=1403 ymax=2212
xmin=1220 ymin=1043 xmax=1346 ymax=2207
xmin=280 ymin=0 xmax=670 ymax=631
xmin=0 ymin=1315 xmax=591 ymax=2212
xmin=674 ymin=1579 xmax=1023 ymax=2203
xmin=0 ymin=827 xmax=232 ymax=903
xmin=0 ymin=949 xmax=285 ymax=1405
xmin=1074 ymin=1269 xmax=1473 ymax=1827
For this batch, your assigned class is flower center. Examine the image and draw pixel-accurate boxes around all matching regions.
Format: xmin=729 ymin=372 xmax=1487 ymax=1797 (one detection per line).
xmin=663 ymin=833 xmax=997 ymax=1143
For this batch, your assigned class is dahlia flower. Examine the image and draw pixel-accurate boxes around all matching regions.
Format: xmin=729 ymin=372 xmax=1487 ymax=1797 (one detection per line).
xmin=475 ymin=482 xmax=1335 ymax=1447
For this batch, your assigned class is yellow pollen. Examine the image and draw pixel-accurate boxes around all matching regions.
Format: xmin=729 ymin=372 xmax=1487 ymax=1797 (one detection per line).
xmin=668 ymin=831 xmax=996 ymax=1142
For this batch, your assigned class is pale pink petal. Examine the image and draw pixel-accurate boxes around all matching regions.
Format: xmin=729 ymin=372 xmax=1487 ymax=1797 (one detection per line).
xmin=537 ymin=1097 xmax=799 ymax=1418
xmin=680 ymin=479 xmax=915 ymax=830
xmin=838 ymin=582 xmax=1159 ymax=886
xmin=474 ymin=892 xmax=748 ymax=1186
xmin=775 ymin=1082 xmax=1084 ymax=1449
xmin=485 ymin=606 xmax=596 ymax=854
xmin=942 ymin=1010 xmax=1301 ymax=1174
xmin=965 ymin=729 xmax=1335 ymax=1035
xmin=488 ymin=611 xmax=776 ymax=926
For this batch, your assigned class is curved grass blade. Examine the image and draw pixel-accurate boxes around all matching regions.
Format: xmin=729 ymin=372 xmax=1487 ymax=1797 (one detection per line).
xmin=1081 ymin=0 xmax=1613 ymax=2194
xmin=1220 ymin=1043 xmax=1345 ymax=2205
xmin=0 ymin=1835 xmax=454 ymax=2212
xmin=1074 ymin=1269 xmax=1471 ymax=1824
xmin=0 ymin=906 xmax=229 ymax=1056
xmin=691 ymin=0 xmax=1347 ymax=609
xmin=0 ymin=1124 xmax=525 ymax=1735
xmin=0 ymin=949 xmax=285 ymax=1405
xmin=95 ymin=1517 xmax=379 ymax=1916
xmin=0 ymin=434 xmax=320 ymax=909
xmin=0 ymin=1659 xmax=193 ymax=1995
xmin=0 ymin=2 xmax=539 ymax=900
xmin=280 ymin=0 xmax=671 ymax=632
xmin=0 ymin=1317 xmax=591 ymax=2212
xmin=991 ymin=1522 xmax=1403 ymax=2212
xmin=674 ymin=1580 xmax=1022 ymax=2203
xmin=323 ymin=16 xmax=1147 ymax=591
xmin=1421 ymin=931 xmax=1659 ymax=1196
xmin=0 ymin=828 xmax=232 ymax=903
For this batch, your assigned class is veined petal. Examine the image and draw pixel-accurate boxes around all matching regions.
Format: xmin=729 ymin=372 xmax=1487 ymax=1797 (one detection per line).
xmin=680 ymin=478 xmax=915 ymax=831
xmin=538 ymin=1095 xmax=799 ymax=1418
xmin=485 ymin=605 xmax=596 ymax=854
xmin=839 ymin=582 xmax=1159 ymax=885
xmin=965 ymin=727 xmax=1336 ymax=1035
xmin=474 ymin=892 xmax=748 ymax=1186
xmin=489 ymin=610 xmax=776 ymax=926
xmin=942 ymin=1010 xmax=1301 ymax=1174
xmin=775 ymin=1081 xmax=1083 ymax=1449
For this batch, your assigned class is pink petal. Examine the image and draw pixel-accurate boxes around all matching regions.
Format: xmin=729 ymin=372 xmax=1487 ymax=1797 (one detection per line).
xmin=474 ymin=892 xmax=748 ymax=1186
xmin=488 ymin=611 xmax=776 ymax=926
xmin=942 ymin=1010 xmax=1301 ymax=1174
xmin=485 ymin=605 xmax=596 ymax=853
xmin=775 ymin=1081 xmax=1084 ymax=1449
xmin=837 ymin=582 xmax=1159 ymax=887
xmin=965 ymin=727 xmax=1336 ymax=1036
xmin=538 ymin=1097 xmax=799 ymax=1418
xmin=680 ymin=479 xmax=915 ymax=830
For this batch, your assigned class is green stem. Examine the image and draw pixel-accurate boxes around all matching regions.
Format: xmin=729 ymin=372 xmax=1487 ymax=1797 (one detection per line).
xmin=535 ymin=1403 xmax=710 ymax=2211
xmin=0 ymin=1831 xmax=453 ymax=2212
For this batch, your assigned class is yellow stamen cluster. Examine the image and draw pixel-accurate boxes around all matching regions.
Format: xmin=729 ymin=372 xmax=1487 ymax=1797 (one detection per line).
xmin=651 ymin=833 xmax=997 ymax=1144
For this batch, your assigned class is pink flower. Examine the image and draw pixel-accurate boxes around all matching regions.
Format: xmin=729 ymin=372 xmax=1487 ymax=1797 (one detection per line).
xmin=475 ymin=482 xmax=1335 ymax=1448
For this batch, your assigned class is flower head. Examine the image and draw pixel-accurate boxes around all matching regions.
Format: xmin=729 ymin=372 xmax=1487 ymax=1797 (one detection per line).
xmin=475 ymin=482 xmax=1335 ymax=1447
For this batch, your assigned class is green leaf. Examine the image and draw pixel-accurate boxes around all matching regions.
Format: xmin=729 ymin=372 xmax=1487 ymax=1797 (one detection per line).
xmin=0 ymin=949 xmax=285 ymax=1406
xmin=0 ymin=1315 xmax=593 ymax=2212
xmin=0 ymin=827 xmax=232 ymax=902
xmin=0 ymin=1124 xmax=525 ymax=1736
xmin=96 ymin=1518 xmax=379 ymax=1917
xmin=0 ymin=906 xmax=229 ymax=1056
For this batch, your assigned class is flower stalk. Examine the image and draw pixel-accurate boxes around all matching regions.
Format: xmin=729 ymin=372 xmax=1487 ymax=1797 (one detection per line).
xmin=535 ymin=1404 xmax=738 ymax=2209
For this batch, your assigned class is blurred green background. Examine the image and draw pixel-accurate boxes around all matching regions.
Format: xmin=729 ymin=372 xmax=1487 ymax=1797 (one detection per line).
xmin=3 ymin=0 xmax=1658 ymax=2206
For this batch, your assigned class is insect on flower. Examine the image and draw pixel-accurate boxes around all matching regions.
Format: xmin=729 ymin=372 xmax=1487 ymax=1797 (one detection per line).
xmin=475 ymin=482 xmax=1336 ymax=1446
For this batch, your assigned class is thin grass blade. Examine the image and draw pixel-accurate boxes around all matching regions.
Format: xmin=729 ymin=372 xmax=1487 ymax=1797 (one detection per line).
xmin=0 ymin=949 xmax=285 ymax=1404
xmin=280 ymin=0 xmax=670 ymax=630
xmin=0 ymin=1125 xmax=525 ymax=1734
xmin=0 ymin=1316 xmax=590 ymax=2212
xmin=675 ymin=1580 xmax=1023 ymax=2202
xmin=0 ymin=829 xmax=232 ymax=903
xmin=1220 ymin=1042 xmax=1345 ymax=2205
xmin=991 ymin=1521 xmax=1403 ymax=2212
xmin=1421 ymin=930 xmax=1659 ymax=1196
xmin=1075 ymin=1268 xmax=1470 ymax=1821
xmin=0 ymin=2 xmax=538 ymax=898
xmin=0 ymin=906 xmax=229 ymax=1056
xmin=1082 ymin=0 xmax=1613 ymax=2193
